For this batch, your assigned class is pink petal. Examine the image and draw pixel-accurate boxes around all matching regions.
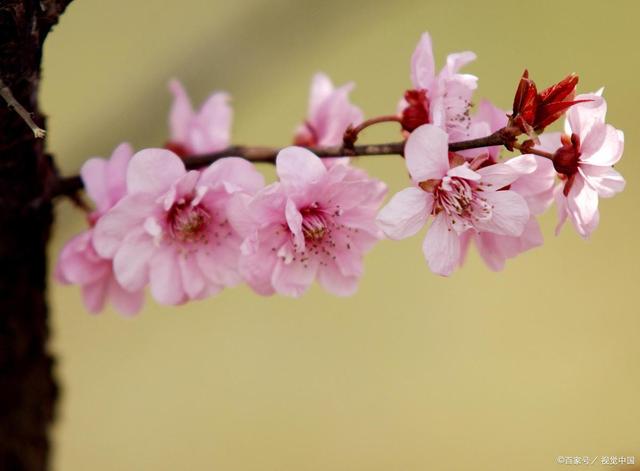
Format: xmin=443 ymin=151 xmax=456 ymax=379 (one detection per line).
xmin=93 ymin=193 xmax=155 ymax=258
xmin=285 ymin=198 xmax=305 ymax=251
xmin=189 ymin=92 xmax=232 ymax=153
xmin=238 ymin=228 xmax=281 ymax=296
xmin=580 ymin=164 xmax=625 ymax=198
xmin=475 ymin=190 xmax=529 ymax=237
xmin=536 ymin=132 xmax=562 ymax=154
xmin=376 ymin=187 xmax=431 ymax=239
xmin=168 ymin=79 xmax=194 ymax=143
xmin=276 ymin=146 xmax=326 ymax=189
xmin=227 ymin=193 xmax=257 ymax=236
xmin=313 ymin=82 xmax=363 ymax=146
xmin=80 ymin=158 xmax=109 ymax=213
xmin=477 ymin=155 xmax=537 ymax=189
xmin=81 ymin=280 xmax=109 ymax=314
xmin=566 ymin=93 xmax=607 ymax=136
xmin=446 ymin=163 xmax=481 ymax=181
xmin=108 ymin=279 xmax=144 ymax=317
xmin=579 ymin=124 xmax=624 ymax=167
xmin=404 ymin=124 xmax=450 ymax=182
xmin=272 ymin=257 xmax=319 ymax=297
xmin=149 ymin=250 xmax=185 ymax=305
xmin=308 ymin=73 xmax=335 ymax=115
xmin=422 ymin=213 xmax=460 ymax=276
xmin=554 ymin=185 xmax=569 ymax=236
xmin=444 ymin=51 xmax=477 ymax=76
xmin=410 ymin=32 xmax=435 ymax=89
xmin=126 ymin=148 xmax=186 ymax=195
xmin=57 ymin=231 xmax=109 ymax=285
xmin=105 ymin=142 xmax=134 ymax=205
xmin=199 ymin=157 xmax=264 ymax=194
xmin=196 ymin=239 xmax=242 ymax=288
xmin=317 ymin=262 xmax=359 ymax=296
xmin=178 ymin=254 xmax=208 ymax=300
xmin=112 ymin=229 xmax=154 ymax=292
xmin=566 ymin=175 xmax=599 ymax=238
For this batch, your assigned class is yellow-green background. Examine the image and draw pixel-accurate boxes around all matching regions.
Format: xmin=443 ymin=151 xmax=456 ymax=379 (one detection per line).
xmin=43 ymin=1 xmax=639 ymax=470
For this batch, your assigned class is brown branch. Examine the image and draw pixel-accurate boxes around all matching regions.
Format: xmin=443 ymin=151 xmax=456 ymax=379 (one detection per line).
xmin=52 ymin=128 xmax=523 ymax=199
xmin=1 ymin=1 xmax=73 ymax=470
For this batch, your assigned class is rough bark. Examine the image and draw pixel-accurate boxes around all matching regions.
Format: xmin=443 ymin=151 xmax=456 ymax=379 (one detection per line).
xmin=0 ymin=1 xmax=72 ymax=470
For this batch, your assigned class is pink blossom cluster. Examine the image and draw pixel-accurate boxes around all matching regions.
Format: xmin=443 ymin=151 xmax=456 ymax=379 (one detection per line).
xmin=56 ymin=32 xmax=625 ymax=315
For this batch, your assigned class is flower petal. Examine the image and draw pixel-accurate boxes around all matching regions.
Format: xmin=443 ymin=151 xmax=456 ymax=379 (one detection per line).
xmin=475 ymin=190 xmax=529 ymax=236
xmin=422 ymin=213 xmax=460 ymax=276
xmin=112 ymin=229 xmax=154 ymax=292
xmin=410 ymin=32 xmax=436 ymax=89
xmin=285 ymin=198 xmax=304 ymax=251
xmin=168 ymin=79 xmax=194 ymax=143
xmin=580 ymin=124 xmax=624 ymax=167
xmin=93 ymin=193 xmax=154 ymax=258
xmin=149 ymin=250 xmax=185 ymax=305
xmin=276 ymin=146 xmax=326 ymax=189
xmin=477 ymin=155 xmax=537 ymax=189
xmin=317 ymin=262 xmax=359 ymax=296
xmin=405 ymin=124 xmax=450 ymax=182
xmin=376 ymin=187 xmax=431 ymax=239
xmin=126 ymin=148 xmax=186 ymax=195
xmin=108 ymin=279 xmax=144 ymax=317
xmin=199 ymin=157 xmax=264 ymax=194
xmin=271 ymin=257 xmax=319 ymax=298
xmin=580 ymin=164 xmax=625 ymax=198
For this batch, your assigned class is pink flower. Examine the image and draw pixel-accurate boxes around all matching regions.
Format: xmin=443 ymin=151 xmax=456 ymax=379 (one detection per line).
xmin=166 ymin=79 xmax=232 ymax=156
xmin=93 ymin=149 xmax=264 ymax=305
xmin=55 ymin=143 xmax=144 ymax=315
xmin=400 ymin=32 xmax=478 ymax=141
xmin=376 ymin=124 xmax=534 ymax=276
xmin=457 ymin=156 xmax=556 ymax=271
xmin=231 ymin=147 xmax=386 ymax=297
xmin=541 ymin=92 xmax=625 ymax=238
xmin=453 ymin=101 xmax=555 ymax=271
xmin=294 ymin=73 xmax=363 ymax=147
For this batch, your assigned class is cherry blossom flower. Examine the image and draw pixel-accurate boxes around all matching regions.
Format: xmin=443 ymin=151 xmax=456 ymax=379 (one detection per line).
xmin=377 ymin=124 xmax=535 ymax=276
xmin=55 ymin=143 xmax=144 ymax=315
xmin=400 ymin=32 xmax=478 ymax=141
xmin=540 ymin=92 xmax=625 ymax=238
xmin=457 ymin=155 xmax=555 ymax=271
xmin=230 ymin=147 xmax=386 ymax=297
xmin=454 ymin=101 xmax=555 ymax=271
xmin=293 ymin=73 xmax=363 ymax=148
xmin=93 ymin=149 xmax=264 ymax=305
xmin=166 ymin=79 xmax=232 ymax=156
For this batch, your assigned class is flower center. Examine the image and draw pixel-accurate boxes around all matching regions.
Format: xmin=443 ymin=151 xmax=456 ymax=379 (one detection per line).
xmin=301 ymin=205 xmax=328 ymax=242
xmin=430 ymin=176 xmax=491 ymax=231
xmin=167 ymin=200 xmax=211 ymax=243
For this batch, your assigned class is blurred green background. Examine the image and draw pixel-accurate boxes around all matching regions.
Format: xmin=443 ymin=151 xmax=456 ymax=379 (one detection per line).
xmin=43 ymin=0 xmax=639 ymax=470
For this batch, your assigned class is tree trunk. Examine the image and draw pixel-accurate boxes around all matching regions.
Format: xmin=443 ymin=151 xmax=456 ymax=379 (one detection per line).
xmin=0 ymin=1 xmax=72 ymax=469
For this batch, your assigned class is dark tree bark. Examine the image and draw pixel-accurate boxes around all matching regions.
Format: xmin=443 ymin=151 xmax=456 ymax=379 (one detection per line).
xmin=0 ymin=1 xmax=72 ymax=470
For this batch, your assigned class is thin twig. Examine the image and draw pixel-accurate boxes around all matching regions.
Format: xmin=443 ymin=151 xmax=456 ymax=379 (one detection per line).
xmin=0 ymin=78 xmax=46 ymax=138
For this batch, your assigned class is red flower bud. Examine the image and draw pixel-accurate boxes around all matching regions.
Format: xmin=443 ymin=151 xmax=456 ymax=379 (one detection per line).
xmin=509 ymin=70 xmax=588 ymax=136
